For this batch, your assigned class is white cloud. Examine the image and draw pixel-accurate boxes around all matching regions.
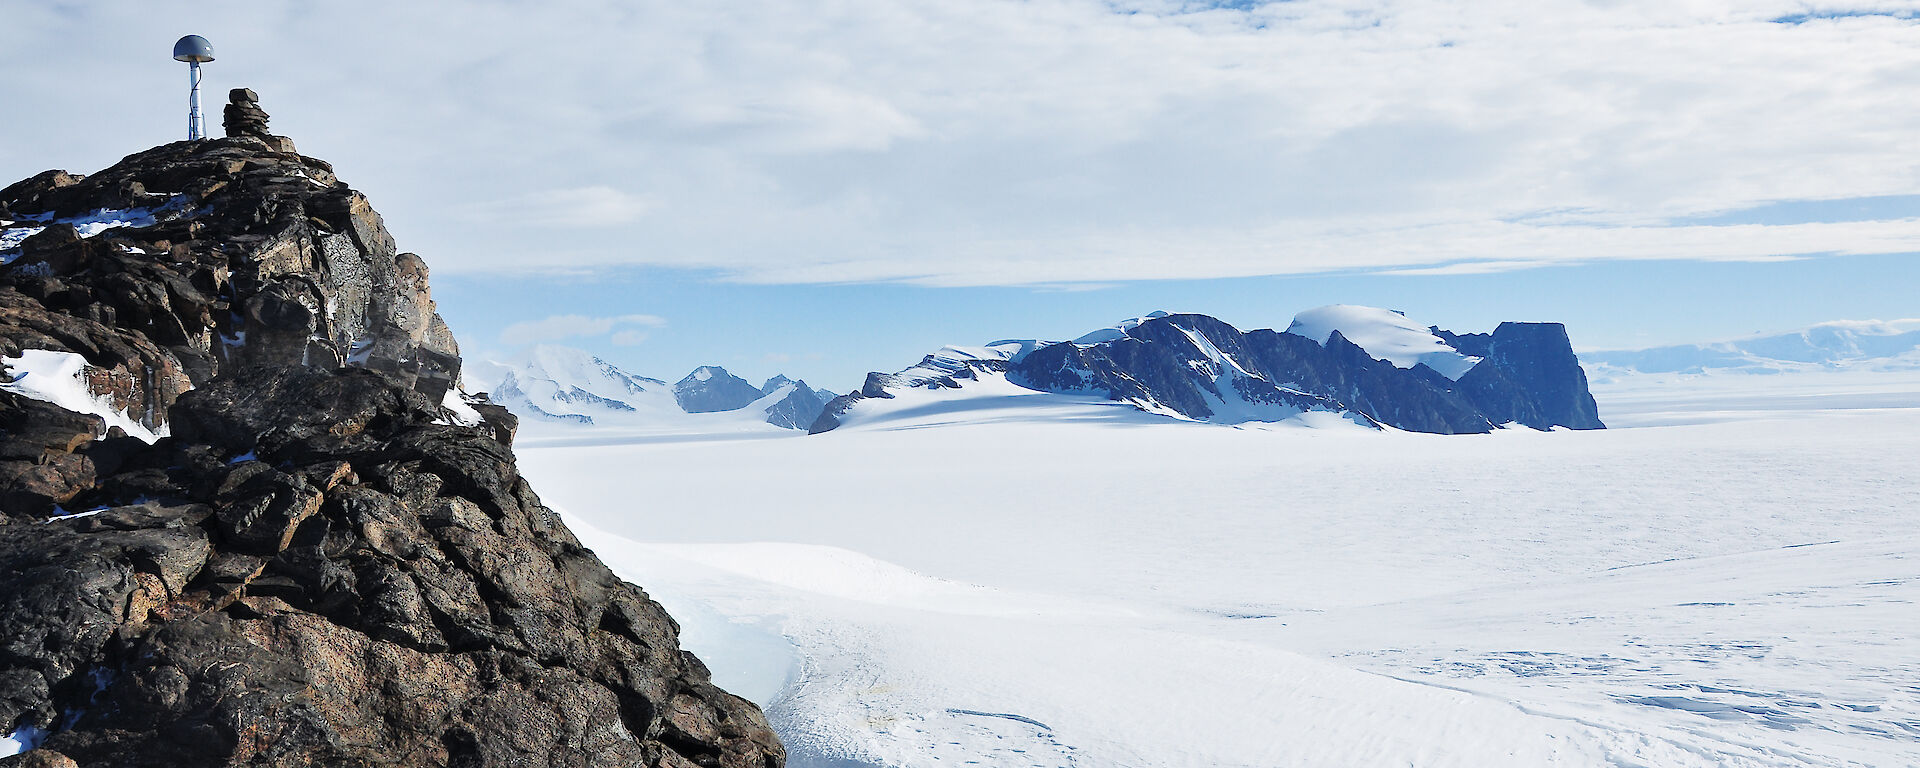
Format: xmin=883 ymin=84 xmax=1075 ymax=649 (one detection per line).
xmin=608 ymin=329 xmax=653 ymax=346
xmin=5 ymin=1 xmax=1919 ymax=285
xmin=499 ymin=314 xmax=666 ymax=346
xmin=464 ymin=186 xmax=653 ymax=228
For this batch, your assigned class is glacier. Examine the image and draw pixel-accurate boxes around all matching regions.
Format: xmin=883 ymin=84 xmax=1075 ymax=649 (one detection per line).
xmin=511 ymin=348 xmax=1920 ymax=767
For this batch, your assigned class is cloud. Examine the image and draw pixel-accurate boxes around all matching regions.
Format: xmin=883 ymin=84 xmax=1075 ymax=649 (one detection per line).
xmin=5 ymin=1 xmax=1919 ymax=285
xmin=608 ymin=329 xmax=653 ymax=346
xmin=463 ymin=186 xmax=654 ymax=228
xmin=498 ymin=313 xmax=666 ymax=346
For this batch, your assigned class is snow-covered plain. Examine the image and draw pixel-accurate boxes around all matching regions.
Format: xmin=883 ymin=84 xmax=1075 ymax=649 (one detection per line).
xmin=516 ymin=366 xmax=1920 ymax=767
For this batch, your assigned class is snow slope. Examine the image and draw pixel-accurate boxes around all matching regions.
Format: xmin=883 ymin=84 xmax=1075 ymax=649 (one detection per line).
xmin=517 ymin=371 xmax=1920 ymax=766
xmin=1284 ymin=304 xmax=1482 ymax=379
xmin=829 ymin=364 xmax=1193 ymax=433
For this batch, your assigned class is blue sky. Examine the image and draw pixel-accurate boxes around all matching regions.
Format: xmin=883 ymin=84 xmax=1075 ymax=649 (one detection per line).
xmin=3 ymin=1 xmax=1918 ymax=390
xmin=435 ymin=249 xmax=1920 ymax=392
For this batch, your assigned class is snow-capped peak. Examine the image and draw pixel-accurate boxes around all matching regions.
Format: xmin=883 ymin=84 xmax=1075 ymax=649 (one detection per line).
xmin=1284 ymin=305 xmax=1481 ymax=380
xmin=499 ymin=344 xmax=662 ymax=394
xmin=472 ymin=345 xmax=832 ymax=432
xmin=1073 ymin=310 xmax=1173 ymax=345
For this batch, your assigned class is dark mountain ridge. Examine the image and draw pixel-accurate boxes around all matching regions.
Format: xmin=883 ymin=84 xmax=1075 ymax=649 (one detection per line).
xmin=813 ymin=311 xmax=1603 ymax=434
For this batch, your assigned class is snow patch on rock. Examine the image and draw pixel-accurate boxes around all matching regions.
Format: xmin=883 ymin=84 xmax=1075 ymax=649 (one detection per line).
xmin=1 ymin=349 xmax=161 ymax=442
xmin=1286 ymin=304 xmax=1482 ymax=379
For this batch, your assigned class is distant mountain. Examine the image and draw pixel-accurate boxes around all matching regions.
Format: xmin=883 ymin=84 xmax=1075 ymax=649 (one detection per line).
xmin=675 ymin=366 xmax=766 ymax=413
xmin=464 ymin=345 xmax=672 ymax=425
xmin=813 ymin=306 xmax=1603 ymax=434
xmin=466 ymin=346 xmax=833 ymax=430
xmin=759 ymin=375 xmax=837 ymax=430
xmin=1582 ymin=319 xmax=1920 ymax=376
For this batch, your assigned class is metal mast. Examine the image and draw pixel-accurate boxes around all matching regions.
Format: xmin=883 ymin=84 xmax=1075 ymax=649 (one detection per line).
xmin=172 ymin=35 xmax=216 ymax=140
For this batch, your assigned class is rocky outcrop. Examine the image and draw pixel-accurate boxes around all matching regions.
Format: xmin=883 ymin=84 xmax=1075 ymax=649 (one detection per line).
xmin=1015 ymin=316 xmax=1364 ymax=424
xmin=1450 ymin=322 xmax=1603 ymax=430
xmin=1 ymin=108 xmax=459 ymax=426
xmin=814 ymin=312 xmax=1603 ymax=434
xmin=220 ymin=89 xmax=279 ymax=151
xmin=672 ymin=367 xmax=763 ymax=414
xmin=1 ymin=103 xmax=783 ymax=767
xmin=757 ymin=377 xmax=832 ymax=431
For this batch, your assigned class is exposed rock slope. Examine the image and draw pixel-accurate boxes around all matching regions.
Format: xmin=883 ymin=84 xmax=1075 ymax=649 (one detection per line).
xmin=672 ymin=367 xmax=765 ymax=414
xmin=755 ymin=376 xmax=834 ymax=431
xmin=0 ymin=94 xmax=782 ymax=767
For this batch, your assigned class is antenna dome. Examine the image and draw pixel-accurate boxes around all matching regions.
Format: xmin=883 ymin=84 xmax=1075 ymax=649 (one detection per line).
xmin=173 ymin=35 xmax=215 ymax=63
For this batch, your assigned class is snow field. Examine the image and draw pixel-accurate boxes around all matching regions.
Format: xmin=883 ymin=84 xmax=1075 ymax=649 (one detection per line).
xmin=520 ymin=376 xmax=1920 ymax=766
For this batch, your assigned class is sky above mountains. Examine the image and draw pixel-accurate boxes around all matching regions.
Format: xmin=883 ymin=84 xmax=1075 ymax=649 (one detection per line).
xmin=4 ymin=1 xmax=1917 ymax=389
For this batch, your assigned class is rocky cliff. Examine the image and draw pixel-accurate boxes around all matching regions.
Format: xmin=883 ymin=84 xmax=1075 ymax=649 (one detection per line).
xmin=0 ymin=92 xmax=783 ymax=767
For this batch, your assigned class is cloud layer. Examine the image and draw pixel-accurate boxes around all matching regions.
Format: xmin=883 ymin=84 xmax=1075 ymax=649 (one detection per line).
xmin=5 ymin=1 xmax=1918 ymax=286
xmin=499 ymin=314 xmax=667 ymax=346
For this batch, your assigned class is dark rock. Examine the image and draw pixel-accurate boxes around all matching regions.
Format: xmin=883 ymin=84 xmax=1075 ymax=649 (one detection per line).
xmin=0 ymin=116 xmax=783 ymax=766
xmin=0 ymin=170 xmax=83 ymax=217
xmin=0 ymin=750 xmax=80 ymax=768
xmin=0 ymin=390 xmax=105 ymax=517
xmin=1007 ymin=314 xmax=1372 ymax=427
xmin=673 ymin=366 xmax=764 ymax=413
xmin=819 ymin=311 xmax=1602 ymax=435
xmin=761 ymin=378 xmax=830 ymax=430
xmin=220 ymin=88 xmax=295 ymax=154
xmin=1453 ymin=322 xmax=1604 ymax=430
xmin=469 ymin=401 xmax=518 ymax=446
xmin=2 ymin=129 xmax=456 ymax=431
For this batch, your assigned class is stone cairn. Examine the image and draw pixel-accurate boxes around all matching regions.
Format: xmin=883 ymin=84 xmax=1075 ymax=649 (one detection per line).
xmin=221 ymin=88 xmax=297 ymax=153
xmin=222 ymin=88 xmax=270 ymax=139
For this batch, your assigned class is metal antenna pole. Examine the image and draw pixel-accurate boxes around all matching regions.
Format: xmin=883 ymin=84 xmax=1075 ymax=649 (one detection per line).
xmin=188 ymin=60 xmax=204 ymax=140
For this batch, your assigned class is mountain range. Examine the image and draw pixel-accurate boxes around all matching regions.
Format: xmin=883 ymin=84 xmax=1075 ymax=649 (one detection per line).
xmin=469 ymin=310 xmax=1920 ymax=440
xmin=1581 ymin=319 xmax=1920 ymax=376
xmin=813 ymin=305 xmax=1605 ymax=435
xmin=461 ymin=345 xmax=836 ymax=431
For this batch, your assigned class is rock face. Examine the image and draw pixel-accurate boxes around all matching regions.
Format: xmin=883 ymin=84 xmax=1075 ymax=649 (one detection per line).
xmin=1 ymin=105 xmax=783 ymax=767
xmin=672 ymin=367 xmax=765 ymax=414
xmin=1 ymin=113 xmax=459 ymax=429
xmin=1444 ymin=322 xmax=1604 ymax=430
xmin=756 ymin=376 xmax=833 ymax=431
xmin=813 ymin=311 xmax=1603 ymax=434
